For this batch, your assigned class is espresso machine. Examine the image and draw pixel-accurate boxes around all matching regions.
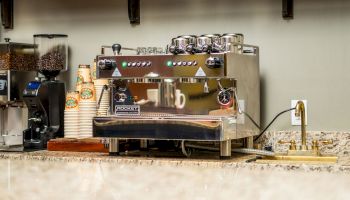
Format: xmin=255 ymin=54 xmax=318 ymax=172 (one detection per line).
xmin=93 ymin=33 xmax=260 ymax=158
xmin=22 ymin=34 xmax=68 ymax=149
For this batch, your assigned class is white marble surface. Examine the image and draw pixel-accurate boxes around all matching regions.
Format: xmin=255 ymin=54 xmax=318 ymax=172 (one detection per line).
xmin=0 ymin=159 xmax=350 ymax=200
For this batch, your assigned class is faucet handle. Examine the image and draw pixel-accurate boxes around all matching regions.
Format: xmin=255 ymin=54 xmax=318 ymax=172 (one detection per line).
xmin=319 ymin=139 xmax=333 ymax=145
xmin=278 ymin=140 xmax=297 ymax=150
xmin=311 ymin=139 xmax=333 ymax=151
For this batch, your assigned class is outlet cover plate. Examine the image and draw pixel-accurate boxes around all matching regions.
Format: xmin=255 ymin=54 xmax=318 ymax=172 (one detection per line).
xmin=291 ymin=100 xmax=307 ymax=126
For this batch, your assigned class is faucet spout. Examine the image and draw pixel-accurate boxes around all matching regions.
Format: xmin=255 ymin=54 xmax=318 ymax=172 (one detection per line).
xmin=295 ymin=101 xmax=307 ymax=150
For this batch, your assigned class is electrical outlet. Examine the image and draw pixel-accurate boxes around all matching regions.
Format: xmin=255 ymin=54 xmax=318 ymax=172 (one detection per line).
xmin=291 ymin=100 xmax=307 ymax=126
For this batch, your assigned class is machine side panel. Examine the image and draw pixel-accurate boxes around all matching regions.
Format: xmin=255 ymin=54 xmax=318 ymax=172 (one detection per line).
xmin=226 ymin=53 xmax=260 ymax=138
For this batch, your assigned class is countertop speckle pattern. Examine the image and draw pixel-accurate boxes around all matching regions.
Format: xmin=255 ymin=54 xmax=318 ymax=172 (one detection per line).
xmin=1 ymin=156 xmax=350 ymax=200
xmin=0 ymin=151 xmax=350 ymax=173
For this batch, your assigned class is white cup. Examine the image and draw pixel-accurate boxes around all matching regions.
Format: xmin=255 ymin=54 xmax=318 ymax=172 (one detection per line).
xmin=175 ymin=89 xmax=186 ymax=109
xmin=147 ymin=89 xmax=159 ymax=106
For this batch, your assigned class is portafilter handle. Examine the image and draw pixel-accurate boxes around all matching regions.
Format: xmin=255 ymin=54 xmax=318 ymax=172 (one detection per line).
xmin=97 ymin=85 xmax=109 ymax=109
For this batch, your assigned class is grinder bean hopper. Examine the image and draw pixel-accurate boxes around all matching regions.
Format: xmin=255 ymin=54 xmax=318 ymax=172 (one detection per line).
xmin=22 ymin=34 xmax=68 ymax=149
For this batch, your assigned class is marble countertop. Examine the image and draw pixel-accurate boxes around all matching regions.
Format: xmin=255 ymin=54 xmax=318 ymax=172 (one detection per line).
xmin=0 ymin=151 xmax=350 ymax=200
xmin=0 ymin=150 xmax=349 ymax=173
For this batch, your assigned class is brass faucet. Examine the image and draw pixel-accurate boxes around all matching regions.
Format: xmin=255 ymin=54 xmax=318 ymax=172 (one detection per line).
xmin=295 ymin=101 xmax=307 ymax=150
xmin=278 ymin=101 xmax=334 ymax=157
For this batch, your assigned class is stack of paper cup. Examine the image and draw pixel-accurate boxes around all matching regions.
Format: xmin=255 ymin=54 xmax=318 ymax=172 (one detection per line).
xmin=64 ymin=91 xmax=80 ymax=138
xmin=79 ymin=82 xmax=96 ymax=138
xmin=94 ymin=79 xmax=110 ymax=116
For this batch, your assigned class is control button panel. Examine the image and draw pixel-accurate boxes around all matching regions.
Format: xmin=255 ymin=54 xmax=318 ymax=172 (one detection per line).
xmin=166 ymin=60 xmax=198 ymax=67
xmin=97 ymin=54 xmax=225 ymax=78
xmin=121 ymin=61 xmax=153 ymax=68
xmin=118 ymin=59 xmax=200 ymax=69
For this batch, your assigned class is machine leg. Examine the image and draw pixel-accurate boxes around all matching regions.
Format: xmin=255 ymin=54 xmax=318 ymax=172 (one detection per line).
xmin=109 ymin=138 xmax=120 ymax=156
xmin=244 ymin=136 xmax=254 ymax=149
xmin=220 ymin=140 xmax=231 ymax=159
xmin=140 ymin=139 xmax=148 ymax=150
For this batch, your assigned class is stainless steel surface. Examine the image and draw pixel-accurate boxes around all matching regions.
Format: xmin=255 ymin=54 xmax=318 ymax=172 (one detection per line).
xmin=220 ymin=34 xmax=244 ymax=53
xmin=197 ymin=36 xmax=212 ymax=46
xmin=140 ymin=139 xmax=148 ymax=149
xmin=220 ymin=140 xmax=231 ymax=157
xmin=0 ymin=70 xmax=33 ymax=151
xmin=158 ymin=79 xmax=177 ymax=108
xmin=201 ymin=34 xmax=221 ymax=44
xmin=94 ymin=36 xmax=260 ymax=157
xmin=225 ymin=51 xmax=260 ymax=139
xmin=178 ymin=35 xmax=197 ymax=45
xmin=221 ymin=33 xmax=244 ymax=44
xmin=109 ymin=138 xmax=120 ymax=154
xmin=0 ymin=106 xmax=27 ymax=151
xmin=174 ymin=38 xmax=189 ymax=51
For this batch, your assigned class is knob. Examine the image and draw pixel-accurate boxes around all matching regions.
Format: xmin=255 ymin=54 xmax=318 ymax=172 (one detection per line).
xmin=136 ymin=62 xmax=141 ymax=67
xmin=98 ymin=60 xmax=105 ymax=68
xmin=105 ymin=59 xmax=116 ymax=69
xmin=168 ymin=45 xmax=177 ymax=54
xmin=112 ymin=44 xmax=122 ymax=55
xmin=141 ymin=61 xmax=147 ymax=67
xmin=185 ymin=44 xmax=195 ymax=54
xmin=201 ymin=44 xmax=210 ymax=53
xmin=205 ymin=57 xmax=223 ymax=69
xmin=131 ymin=62 xmax=137 ymax=67
xmin=311 ymin=139 xmax=333 ymax=151
xmin=278 ymin=140 xmax=297 ymax=150
xmin=146 ymin=61 xmax=152 ymax=67
xmin=99 ymin=59 xmax=115 ymax=70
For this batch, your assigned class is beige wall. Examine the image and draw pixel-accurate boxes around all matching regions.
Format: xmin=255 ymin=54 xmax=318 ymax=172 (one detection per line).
xmin=3 ymin=0 xmax=350 ymax=131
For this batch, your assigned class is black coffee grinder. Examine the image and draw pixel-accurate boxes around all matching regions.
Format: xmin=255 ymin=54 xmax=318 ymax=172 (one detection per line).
xmin=23 ymin=34 xmax=68 ymax=149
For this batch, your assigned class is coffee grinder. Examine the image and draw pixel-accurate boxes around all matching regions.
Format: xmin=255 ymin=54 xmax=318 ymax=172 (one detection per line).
xmin=23 ymin=34 xmax=68 ymax=149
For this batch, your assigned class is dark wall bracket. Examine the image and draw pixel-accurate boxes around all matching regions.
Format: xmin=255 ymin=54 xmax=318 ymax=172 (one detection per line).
xmin=282 ymin=0 xmax=293 ymax=20
xmin=128 ymin=0 xmax=140 ymax=25
xmin=1 ymin=0 xmax=14 ymax=29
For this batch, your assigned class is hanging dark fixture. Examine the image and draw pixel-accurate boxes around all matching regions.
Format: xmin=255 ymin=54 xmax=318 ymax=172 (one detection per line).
xmin=282 ymin=0 xmax=293 ymax=20
xmin=128 ymin=0 xmax=140 ymax=24
xmin=1 ymin=0 xmax=13 ymax=29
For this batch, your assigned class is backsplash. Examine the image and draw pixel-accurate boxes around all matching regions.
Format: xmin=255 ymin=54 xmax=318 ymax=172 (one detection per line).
xmin=258 ymin=131 xmax=350 ymax=164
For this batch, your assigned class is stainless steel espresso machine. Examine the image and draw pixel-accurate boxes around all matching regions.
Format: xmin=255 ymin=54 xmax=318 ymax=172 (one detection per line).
xmin=93 ymin=33 xmax=260 ymax=158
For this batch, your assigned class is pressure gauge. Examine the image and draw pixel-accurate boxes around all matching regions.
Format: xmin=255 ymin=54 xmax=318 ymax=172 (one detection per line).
xmin=217 ymin=90 xmax=232 ymax=106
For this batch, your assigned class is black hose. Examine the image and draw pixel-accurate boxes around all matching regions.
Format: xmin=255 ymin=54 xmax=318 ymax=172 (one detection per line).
xmin=253 ymin=108 xmax=296 ymax=142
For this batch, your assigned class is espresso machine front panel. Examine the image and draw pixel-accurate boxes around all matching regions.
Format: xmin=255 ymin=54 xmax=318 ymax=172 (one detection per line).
xmin=97 ymin=54 xmax=225 ymax=79
xmin=110 ymin=78 xmax=236 ymax=116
